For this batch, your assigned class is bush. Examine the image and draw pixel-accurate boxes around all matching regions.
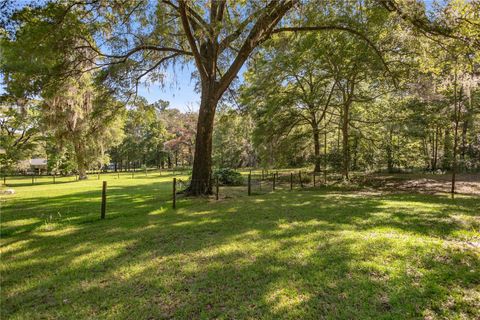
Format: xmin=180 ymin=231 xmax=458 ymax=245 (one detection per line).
xmin=213 ymin=168 xmax=244 ymax=186
xmin=300 ymin=174 xmax=312 ymax=184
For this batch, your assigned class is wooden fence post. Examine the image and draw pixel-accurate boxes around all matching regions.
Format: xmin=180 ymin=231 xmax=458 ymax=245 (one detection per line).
xmin=273 ymin=173 xmax=276 ymax=191
xmin=290 ymin=172 xmax=293 ymax=190
xmin=248 ymin=174 xmax=251 ymax=196
xmin=3 ymin=176 xmax=5 ymax=185
xmin=299 ymin=171 xmax=303 ymax=188
xmin=173 ymin=178 xmax=176 ymax=209
xmin=101 ymin=181 xmax=107 ymax=219
xmin=117 ymin=172 xmax=120 ymax=179
xmin=97 ymin=172 xmax=100 ymax=180
xmin=53 ymin=175 xmax=56 ymax=184
xmin=216 ymin=176 xmax=219 ymax=200
xmin=313 ymin=172 xmax=316 ymax=187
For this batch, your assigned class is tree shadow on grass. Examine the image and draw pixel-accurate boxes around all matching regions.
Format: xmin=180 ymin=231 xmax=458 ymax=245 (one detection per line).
xmin=0 ymin=180 xmax=184 ymax=238
xmin=270 ymin=191 xmax=479 ymax=239
xmin=1 ymin=184 xmax=479 ymax=319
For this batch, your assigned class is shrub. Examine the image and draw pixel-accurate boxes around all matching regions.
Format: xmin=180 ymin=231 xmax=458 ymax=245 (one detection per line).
xmin=300 ymin=174 xmax=312 ymax=184
xmin=213 ymin=168 xmax=244 ymax=186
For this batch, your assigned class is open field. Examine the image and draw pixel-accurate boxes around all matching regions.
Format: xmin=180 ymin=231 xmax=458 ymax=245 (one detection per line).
xmin=1 ymin=172 xmax=479 ymax=319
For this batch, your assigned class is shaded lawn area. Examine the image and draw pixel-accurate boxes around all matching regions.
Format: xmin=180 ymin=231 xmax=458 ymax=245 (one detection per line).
xmin=1 ymin=173 xmax=479 ymax=319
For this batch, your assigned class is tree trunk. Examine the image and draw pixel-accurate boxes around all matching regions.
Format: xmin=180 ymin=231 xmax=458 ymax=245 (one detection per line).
xmin=387 ymin=128 xmax=394 ymax=173
xmin=433 ymin=126 xmax=439 ymax=171
xmin=430 ymin=130 xmax=435 ymax=170
xmin=460 ymin=118 xmax=468 ymax=161
xmin=188 ymin=145 xmax=193 ymax=165
xmin=451 ymin=72 xmax=461 ymax=194
xmin=352 ymin=134 xmax=359 ymax=170
xmin=186 ymin=82 xmax=219 ymax=195
xmin=74 ymin=142 xmax=88 ymax=180
xmin=324 ymin=125 xmax=328 ymax=177
xmin=342 ymin=102 xmax=350 ymax=180
xmin=312 ymin=125 xmax=321 ymax=172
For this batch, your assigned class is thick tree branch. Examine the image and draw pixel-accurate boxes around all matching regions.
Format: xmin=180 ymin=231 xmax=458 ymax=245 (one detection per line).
xmin=218 ymin=8 xmax=260 ymax=53
xmin=210 ymin=1 xmax=218 ymax=24
xmin=216 ymin=1 xmax=226 ymax=23
xmin=179 ymin=0 xmax=208 ymax=80
xmin=75 ymin=37 xmax=192 ymax=60
xmin=162 ymin=0 xmax=211 ymax=34
xmin=217 ymin=0 xmax=295 ymax=99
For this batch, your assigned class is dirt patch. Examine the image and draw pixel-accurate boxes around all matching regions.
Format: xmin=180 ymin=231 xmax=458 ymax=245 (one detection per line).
xmin=364 ymin=173 xmax=480 ymax=196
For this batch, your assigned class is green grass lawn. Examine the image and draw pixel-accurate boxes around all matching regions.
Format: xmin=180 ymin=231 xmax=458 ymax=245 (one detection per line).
xmin=1 ymin=172 xmax=479 ymax=319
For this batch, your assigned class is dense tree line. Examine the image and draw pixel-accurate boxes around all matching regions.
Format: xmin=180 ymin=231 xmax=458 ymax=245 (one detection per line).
xmin=240 ymin=1 xmax=480 ymax=181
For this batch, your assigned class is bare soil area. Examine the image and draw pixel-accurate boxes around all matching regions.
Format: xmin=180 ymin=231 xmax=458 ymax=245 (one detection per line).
xmin=364 ymin=173 xmax=480 ymax=196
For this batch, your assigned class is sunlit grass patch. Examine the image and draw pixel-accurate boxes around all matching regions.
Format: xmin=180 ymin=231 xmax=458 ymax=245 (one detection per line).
xmin=1 ymin=175 xmax=479 ymax=319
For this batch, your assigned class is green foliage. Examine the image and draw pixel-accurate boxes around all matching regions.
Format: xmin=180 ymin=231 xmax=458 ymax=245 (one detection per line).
xmin=1 ymin=2 xmax=95 ymax=97
xmin=213 ymin=106 xmax=256 ymax=168
xmin=1 ymin=2 xmax=125 ymax=177
xmin=45 ymin=141 xmax=76 ymax=175
xmin=115 ymin=98 xmax=169 ymax=168
xmin=0 ymin=98 xmax=41 ymax=172
xmin=40 ymin=72 xmax=125 ymax=177
xmin=213 ymin=168 xmax=244 ymax=186
xmin=239 ymin=1 xmax=480 ymax=175
xmin=163 ymin=109 xmax=197 ymax=167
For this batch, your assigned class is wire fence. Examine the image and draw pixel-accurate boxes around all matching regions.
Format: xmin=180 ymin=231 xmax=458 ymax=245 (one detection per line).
xmin=1 ymin=168 xmax=337 ymax=228
xmin=0 ymin=168 xmax=191 ymax=187
xmin=173 ymin=170 xmax=332 ymax=201
xmin=3 ymin=168 xmax=477 ymax=233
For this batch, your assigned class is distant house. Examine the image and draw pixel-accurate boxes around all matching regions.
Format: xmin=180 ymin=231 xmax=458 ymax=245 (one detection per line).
xmin=17 ymin=158 xmax=48 ymax=174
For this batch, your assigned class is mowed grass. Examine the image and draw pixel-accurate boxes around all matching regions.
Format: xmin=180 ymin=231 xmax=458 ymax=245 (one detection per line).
xmin=1 ymin=172 xmax=479 ymax=319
